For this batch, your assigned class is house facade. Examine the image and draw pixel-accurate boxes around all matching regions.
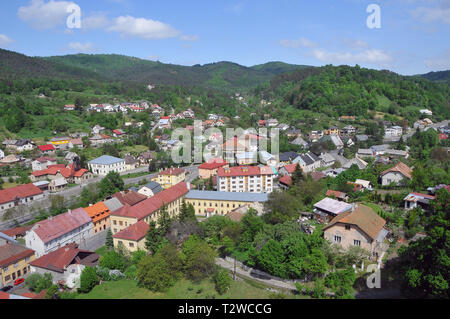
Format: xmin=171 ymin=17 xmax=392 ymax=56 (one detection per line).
xmin=0 ymin=243 xmax=35 ymax=289
xmin=88 ymin=155 xmax=126 ymax=176
xmin=151 ymin=167 xmax=186 ymax=189
xmin=217 ymin=166 xmax=275 ymax=193
xmin=0 ymin=184 xmax=44 ymax=214
xmin=380 ymin=162 xmax=413 ymax=186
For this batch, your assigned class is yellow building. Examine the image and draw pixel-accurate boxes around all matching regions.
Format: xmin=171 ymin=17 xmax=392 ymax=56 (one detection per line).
xmin=185 ymin=190 xmax=269 ymax=217
xmin=325 ymin=127 xmax=339 ymax=135
xmin=50 ymin=137 xmax=70 ymax=147
xmin=0 ymin=243 xmax=35 ymax=288
xmin=151 ymin=167 xmax=186 ymax=189
xmin=113 ymin=220 xmax=149 ymax=252
xmin=109 ymin=182 xmax=189 ymax=250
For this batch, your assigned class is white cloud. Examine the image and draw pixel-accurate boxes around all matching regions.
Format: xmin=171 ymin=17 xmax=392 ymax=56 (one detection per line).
xmin=425 ymin=50 xmax=450 ymax=70
xmin=67 ymin=42 xmax=98 ymax=53
xmin=107 ymin=15 xmax=180 ymax=39
xmin=0 ymin=34 xmax=13 ymax=47
xmin=18 ymin=0 xmax=75 ymax=29
xmin=280 ymin=37 xmax=317 ymax=48
xmin=342 ymin=39 xmax=369 ymax=50
xmin=180 ymin=35 xmax=199 ymax=42
xmin=83 ymin=13 xmax=111 ymax=30
xmin=312 ymin=48 xmax=393 ymax=66
xmin=410 ymin=3 xmax=450 ymax=23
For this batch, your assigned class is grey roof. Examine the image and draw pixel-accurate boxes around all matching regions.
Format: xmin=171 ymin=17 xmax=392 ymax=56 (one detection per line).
xmin=142 ymin=181 xmax=163 ymax=195
xmin=186 ymin=190 xmax=269 ymax=203
xmin=343 ymin=157 xmax=368 ymax=169
xmin=320 ymin=153 xmax=335 ymax=163
xmin=294 ymin=151 xmax=320 ymax=166
xmin=290 ymin=137 xmax=308 ymax=146
xmin=88 ymin=155 xmax=124 ymax=165
xmin=358 ymin=149 xmax=373 ymax=155
xmin=355 ymin=135 xmax=369 ymax=141
xmin=314 ymin=197 xmax=353 ymax=215
xmin=0 ymin=232 xmax=18 ymax=243
xmin=33 ymin=181 xmax=50 ymax=187
xmin=103 ymin=197 xmax=124 ymax=212
xmin=376 ymin=228 xmax=389 ymax=243
xmin=370 ymin=144 xmax=391 ymax=152
xmin=279 ymin=151 xmax=299 ymax=162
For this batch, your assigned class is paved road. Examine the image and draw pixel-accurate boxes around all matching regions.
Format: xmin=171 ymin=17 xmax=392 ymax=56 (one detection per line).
xmin=79 ymin=230 xmax=107 ymax=252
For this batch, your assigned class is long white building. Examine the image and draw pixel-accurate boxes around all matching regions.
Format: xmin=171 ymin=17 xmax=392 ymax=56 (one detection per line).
xmin=88 ymin=155 xmax=126 ymax=176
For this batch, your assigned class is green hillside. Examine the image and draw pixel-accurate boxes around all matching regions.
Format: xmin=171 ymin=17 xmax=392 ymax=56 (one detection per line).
xmin=418 ymin=70 xmax=450 ymax=85
xmin=251 ymin=61 xmax=310 ymax=75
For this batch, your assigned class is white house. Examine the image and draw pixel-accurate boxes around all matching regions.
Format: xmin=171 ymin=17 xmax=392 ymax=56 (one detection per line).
xmin=385 ymin=126 xmax=403 ymax=138
xmin=137 ymin=181 xmax=163 ymax=198
xmin=380 ymin=162 xmax=413 ymax=186
xmin=32 ymin=157 xmax=57 ymax=171
xmin=25 ymin=208 xmax=93 ymax=258
xmin=88 ymin=155 xmax=126 ymax=176
xmin=91 ymin=125 xmax=105 ymax=135
xmin=0 ymin=149 xmax=4 ymax=159
xmin=292 ymin=152 xmax=321 ymax=173
xmin=0 ymin=184 xmax=44 ymax=214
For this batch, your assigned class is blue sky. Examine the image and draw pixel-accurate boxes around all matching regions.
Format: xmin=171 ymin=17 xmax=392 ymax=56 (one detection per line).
xmin=0 ymin=0 xmax=449 ymax=75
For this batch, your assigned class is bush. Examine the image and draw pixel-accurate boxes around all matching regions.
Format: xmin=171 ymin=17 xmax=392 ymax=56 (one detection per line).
xmin=213 ymin=269 xmax=232 ymax=295
xmin=124 ymin=265 xmax=138 ymax=280
xmin=25 ymin=273 xmax=53 ymax=293
xmin=137 ymin=254 xmax=175 ymax=292
xmin=79 ymin=266 xmax=99 ymax=293
xmin=45 ymin=285 xmax=59 ymax=299
xmin=132 ymin=249 xmax=146 ymax=265
xmin=311 ymin=278 xmax=327 ymax=299
xmin=99 ymin=250 xmax=128 ymax=272
xmin=96 ymin=266 xmax=111 ymax=281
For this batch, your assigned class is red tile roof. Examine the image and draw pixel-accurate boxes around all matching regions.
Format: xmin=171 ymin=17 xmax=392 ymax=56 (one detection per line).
xmin=0 ymin=184 xmax=43 ymax=205
xmin=0 ymin=291 xmax=10 ymax=299
xmin=217 ymin=165 xmax=272 ymax=177
xmin=282 ymin=164 xmax=297 ymax=174
xmin=113 ymin=220 xmax=149 ymax=241
xmin=158 ymin=167 xmax=185 ymax=176
xmin=38 ymin=144 xmax=55 ymax=152
xmin=31 ymin=164 xmax=88 ymax=179
xmin=31 ymin=208 xmax=91 ymax=244
xmin=34 ymin=157 xmax=56 ymax=163
xmin=0 ymin=243 xmax=35 ymax=268
xmin=311 ymin=171 xmax=326 ymax=181
xmin=198 ymin=160 xmax=229 ymax=170
xmin=438 ymin=134 xmax=448 ymax=140
xmin=111 ymin=182 xmax=189 ymax=221
xmin=279 ymin=175 xmax=292 ymax=186
xmin=326 ymin=190 xmax=347 ymax=199
xmin=410 ymin=192 xmax=436 ymax=200
xmin=112 ymin=191 xmax=147 ymax=206
xmin=69 ymin=138 xmax=83 ymax=145
xmin=30 ymin=243 xmax=98 ymax=273
xmin=0 ymin=225 xmax=32 ymax=238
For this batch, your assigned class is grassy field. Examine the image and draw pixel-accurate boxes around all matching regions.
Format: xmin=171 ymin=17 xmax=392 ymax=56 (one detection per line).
xmin=120 ymin=145 xmax=149 ymax=157
xmin=74 ymin=276 xmax=305 ymax=299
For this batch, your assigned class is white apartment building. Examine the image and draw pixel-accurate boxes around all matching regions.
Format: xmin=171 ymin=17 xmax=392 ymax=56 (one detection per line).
xmin=88 ymin=155 xmax=126 ymax=176
xmin=217 ymin=166 xmax=275 ymax=193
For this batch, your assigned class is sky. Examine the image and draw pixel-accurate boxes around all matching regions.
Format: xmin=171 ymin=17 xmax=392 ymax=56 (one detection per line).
xmin=0 ymin=0 xmax=449 ymax=75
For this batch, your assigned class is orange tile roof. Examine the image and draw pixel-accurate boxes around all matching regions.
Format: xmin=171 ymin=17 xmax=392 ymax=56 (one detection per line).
xmin=279 ymin=175 xmax=292 ymax=186
xmin=380 ymin=161 xmax=413 ymax=179
xmin=83 ymin=202 xmax=110 ymax=224
xmin=323 ymin=204 xmax=386 ymax=240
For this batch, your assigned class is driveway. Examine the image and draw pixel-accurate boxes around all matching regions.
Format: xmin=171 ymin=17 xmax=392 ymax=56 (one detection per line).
xmin=78 ymin=230 xmax=107 ymax=251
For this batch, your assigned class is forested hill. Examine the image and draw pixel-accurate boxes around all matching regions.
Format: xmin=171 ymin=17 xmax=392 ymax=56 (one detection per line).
xmin=44 ymin=54 xmax=309 ymax=91
xmin=0 ymin=49 xmax=103 ymax=81
xmin=261 ymin=65 xmax=450 ymax=121
xmin=419 ymin=70 xmax=450 ymax=85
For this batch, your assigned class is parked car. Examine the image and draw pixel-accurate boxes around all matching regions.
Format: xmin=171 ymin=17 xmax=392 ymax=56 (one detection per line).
xmin=1 ymin=285 xmax=13 ymax=292
xmin=14 ymin=278 xmax=24 ymax=286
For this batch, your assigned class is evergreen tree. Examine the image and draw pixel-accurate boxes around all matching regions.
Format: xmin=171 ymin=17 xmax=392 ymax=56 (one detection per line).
xmin=145 ymin=221 xmax=163 ymax=255
xmin=157 ymin=204 xmax=171 ymax=234
xmin=179 ymin=200 xmax=196 ymax=222
xmin=105 ymin=229 xmax=114 ymax=250
xmin=292 ymin=163 xmax=304 ymax=186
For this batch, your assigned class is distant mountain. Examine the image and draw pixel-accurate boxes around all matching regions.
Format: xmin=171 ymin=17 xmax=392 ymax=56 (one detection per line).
xmin=418 ymin=70 xmax=450 ymax=85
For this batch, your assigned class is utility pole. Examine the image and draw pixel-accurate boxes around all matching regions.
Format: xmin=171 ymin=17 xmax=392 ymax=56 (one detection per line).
xmin=233 ymin=257 xmax=237 ymax=281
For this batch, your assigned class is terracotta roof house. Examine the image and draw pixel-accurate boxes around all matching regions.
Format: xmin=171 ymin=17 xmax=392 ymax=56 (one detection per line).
xmin=380 ymin=162 xmax=413 ymax=186
xmin=198 ymin=159 xmax=229 ymax=179
xmin=403 ymin=192 xmax=436 ymax=210
xmin=30 ymin=243 xmax=99 ymax=289
xmin=0 ymin=225 xmax=33 ymax=239
xmin=326 ymin=190 xmax=348 ymax=202
xmin=113 ymin=220 xmax=149 ymax=252
xmin=323 ymin=204 xmax=388 ymax=259
xmin=278 ymin=175 xmax=292 ymax=189
xmin=30 ymin=164 xmax=92 ymax=185
xmin=83 ymin=202 xmax=110 ymax=234
xmin=152 ymin=167 xmax=186 ymax=189
xmin=0 ymin=184 xmax=44 ymax=213
xmin=25 ymin=208 xmax=93 ymax=257
xmin=68 ymin=138 xmax=84 ymax=149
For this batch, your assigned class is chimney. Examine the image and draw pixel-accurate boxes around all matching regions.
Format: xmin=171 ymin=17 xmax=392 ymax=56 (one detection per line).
xmin=187 ymin=182 xmax=191 ymax=190
xmin=68 ymin=209 xmax=72 ymax=215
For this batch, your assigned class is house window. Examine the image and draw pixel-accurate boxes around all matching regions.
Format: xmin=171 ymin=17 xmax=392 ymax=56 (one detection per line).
xmin=354 ymin=240 xmax=361 ymax=246
xmin=345 ymin=225 xmax=351 ymax=230
xmin=129 ymin=242 xmax=134 ymax=248
xmin=5 ymin=275 xmax=11 ymax=282
xmin=334 ymin=236 xmax=342 ymax=243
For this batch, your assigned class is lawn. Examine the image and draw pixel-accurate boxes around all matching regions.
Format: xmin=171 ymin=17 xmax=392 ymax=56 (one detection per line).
xmin=120 ymin=145 xmax=149 ymax=157
xmin=75 ymin=276 xmax=301 ymax=299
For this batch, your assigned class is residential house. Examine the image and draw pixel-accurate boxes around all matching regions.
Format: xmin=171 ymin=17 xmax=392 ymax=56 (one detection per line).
xmin=0 ymin=149 xmax=4 ymax=160
xmin=25 ymin=208 xmax=93 ymax=257
xmin=50 ymin=137 xmax=70 ymax=149
xmin=198 ymin=159 xmax=229 ymax=179
xmin=323 ymin=204 xmax=388 ymax=259
xmin=320 ymin=134 xmax=344 ymax=149
xmin=343 ymin=157 xmax=368 ymax=170
xmin=151 ymin=167 xmax=186 ymax=189
xmin=88 ymin=155 xmax=126 ymax=176
xmin=290 ymin=137 xmax=308 ymax=148
xmin=113 ymin=129 xmax=126 ymax=137
xmin=0 ymin=243 xmax=35 ymax=289
xmin=354 ymin=179 xmax=373 ymax=191
xmin=137 ymin=181 xmax=163 ymax=198
xmin=325 ymin=126 xmax=340 ymax=135
xmin=8 ymin=139 xmax=35 ymax=153
xmin=138 ymin=151 xmax=155 ymax=165
xmin=32 ymin=157 xmax=57 ymax=171
xmin=355 ymin=135 xmax=369 ymax=142
xmin=29 ymin=243 xmax=99 ymax=289
xmin=325 ymin=190 xmax=349 ymax=202
xmin=266 ymin=119 xmax=279 ymax=127
xmin=0 ymin=225 xmax=32 ymax=240
xmin=83 ymin=202 xmax=110 ymax=234
xmin=380 ymin=162 xmax=413 ymax=186
xmin=64 ymin=104 xmax=75 ymax=111
xmin=65 ymin=152 xmax=78 ymax=163
xmin=124 ymin=155 xmax=140 ymax=170
xmin=30 ymin=164 xmax=92 ymax=184
xmin=186 ymin=190 xmax=268 ymax=217
xmin=158 ymin=116 xmax=172 ymax=129
xmin=91 ymin=125 xmax=105 ymax=135
xmin=384 ymin=126 xmax=403 ymax=138
xmin=357 ymin=149 xmax=374 ymax=158
xmin=0 ymin=184 xmax=44 ymax=214
xmin=278 ymin=175 xmax=292 ymax=189
xmin=38 ymin=144 xmax=56 ymax=155
xmin=419 ymin=109 xmax=433 ymax=116
xmin=292 ymin=152 xmax=321 ymax=173
xmin=217 ymin=166 xmax=275 ymax=193
xmin=277 ymin=124 xmax=290 ymax=131
xmin=259 ymin=151 xmax=278 ymax=167
xmin=403 ymin=192 xmax=436 ymax=210
xmin=111 ymin=190 xmax=147 ymax=207
xmin=103 ymin=197 xmax=124 ymax=213
xmin=370 ymin=144 xmax=391 ymax=156
xmin=384 ymin=149 xmax=409 ymax=159
xmin=319 ymin=153 xmax=336 ymax=168
xmin=286 ymin=129 xmax=302 ymax=138
xmin=279 ymin=151 xmax=299 ymax=164
xmin=313 ymin=197 xmax=353 ymax=223
xmin=340 ymin=125 xmax=357 ymax=136
xmin=68 ymin=139 xmax=84 ymax=149
xmin=236 ymin=152 xmax=257 ymax=165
